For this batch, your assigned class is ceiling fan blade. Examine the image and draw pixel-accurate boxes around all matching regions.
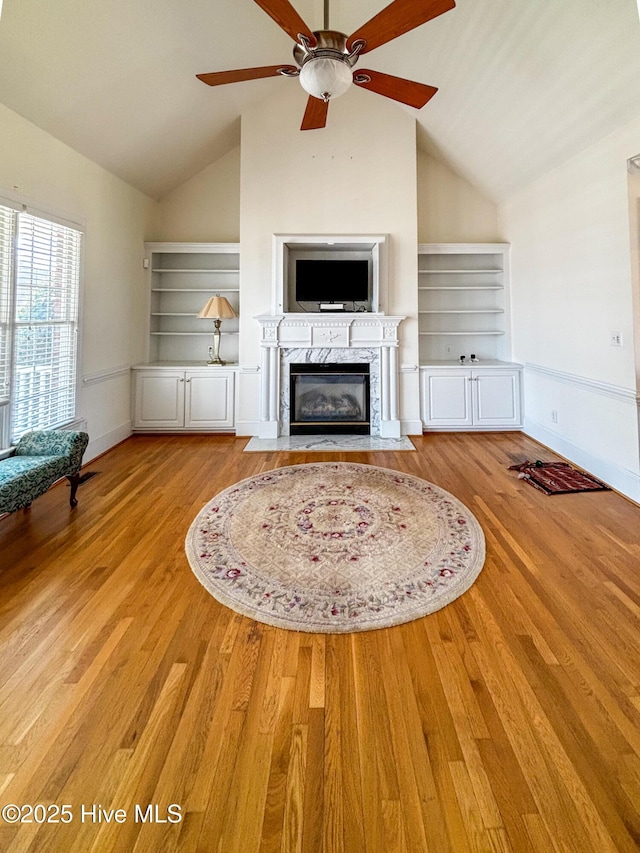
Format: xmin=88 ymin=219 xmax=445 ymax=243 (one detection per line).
xmin=252 ymin=0 xmax=316 ymax=45
xmin=347 ymin=0 xmax=455 ymax=54
xmin=196 ymin=65 xmax=298 ymax=86
xmin=353 ymin=69 xmax=437 ymax=108
xmin=301 ymin=96 xmax=329 ymax=130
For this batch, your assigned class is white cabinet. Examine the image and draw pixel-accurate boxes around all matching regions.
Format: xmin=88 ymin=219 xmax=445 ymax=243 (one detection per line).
xmin=421 ymin=365 xmax=522 ymax=430
xmin=145 ymin=242 xmax=240 ymax=366
xmin=418 ymin=243 xmax=510 ymax=364
xmin=132 ymin=367 xmax=236 ymax=431
xmin=134 ymin=369 xmax=185 ymax=429
xmin=135 ymin=241 xmax=240 ymax=434
xmin=422 ymin=369 xmax=473 ymax=427
xmin=184 ymin=371 xmax=235 ymax=429
xmin=418 ymin=243 xmax=522 ymax=432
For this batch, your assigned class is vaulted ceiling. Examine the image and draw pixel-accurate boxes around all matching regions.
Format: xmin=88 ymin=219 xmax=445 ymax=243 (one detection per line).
xmin=1 ymin=0 xmax=639 ymax=201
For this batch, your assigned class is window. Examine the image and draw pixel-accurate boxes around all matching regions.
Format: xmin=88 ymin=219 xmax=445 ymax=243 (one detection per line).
xmin=0 ymin=206 xmax=13 ymax=411
xmin=0 ymin=202 xmax=82 ymax=446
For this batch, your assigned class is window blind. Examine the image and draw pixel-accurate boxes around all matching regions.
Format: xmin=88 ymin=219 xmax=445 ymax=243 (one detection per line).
xmin=10 ymin=212 xmax=81 ymax=440
xmin=0 ymin=205 xmax=14 ymax=407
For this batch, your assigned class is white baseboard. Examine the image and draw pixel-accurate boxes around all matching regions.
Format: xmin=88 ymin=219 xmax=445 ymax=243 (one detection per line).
xmin=523 ymin=417 xmax=640 ymax=503
xmin=234 ymin=420 xmax=261 ymax=437
xmin=85 ymin=421 xmax=132 ymax=464
xmin=401 ymin=419 xmax=423 ymax=435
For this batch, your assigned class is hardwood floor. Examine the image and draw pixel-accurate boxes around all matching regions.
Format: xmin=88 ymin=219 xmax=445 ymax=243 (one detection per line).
xmin=1 ymin=432 xmax=640 ymax=852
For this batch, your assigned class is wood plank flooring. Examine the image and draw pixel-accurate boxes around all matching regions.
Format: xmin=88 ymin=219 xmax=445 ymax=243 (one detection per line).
xmin=1 ymin=432 xmax=640 ymax=852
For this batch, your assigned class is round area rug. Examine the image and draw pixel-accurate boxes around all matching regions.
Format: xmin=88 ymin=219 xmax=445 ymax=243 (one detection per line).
xmin=185 ymin=462 xmax=485 ymax=633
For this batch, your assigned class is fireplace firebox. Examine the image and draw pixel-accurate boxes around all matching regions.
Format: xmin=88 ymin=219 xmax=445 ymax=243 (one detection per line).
xmin=290 ymin=363 xmax=370 ymax=435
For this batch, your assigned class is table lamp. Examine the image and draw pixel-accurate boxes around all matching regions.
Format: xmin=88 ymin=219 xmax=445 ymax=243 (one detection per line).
xmin=197 ymin=295 xmax=237 ymax=365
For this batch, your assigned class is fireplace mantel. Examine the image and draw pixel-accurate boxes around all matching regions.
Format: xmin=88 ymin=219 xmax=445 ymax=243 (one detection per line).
xmin=256 ymin=313 xmax=404 ymax=439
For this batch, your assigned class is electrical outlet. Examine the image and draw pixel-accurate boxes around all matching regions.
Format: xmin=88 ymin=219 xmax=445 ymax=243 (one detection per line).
xmin=610 ymin=331 xmax=623 ymax=347
xmin=551 ymin=410 xmax=558 ymax=424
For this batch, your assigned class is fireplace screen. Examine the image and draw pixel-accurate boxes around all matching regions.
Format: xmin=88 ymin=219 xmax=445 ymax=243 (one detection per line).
xmin=290 ymin=363 xmax=370 ymax=434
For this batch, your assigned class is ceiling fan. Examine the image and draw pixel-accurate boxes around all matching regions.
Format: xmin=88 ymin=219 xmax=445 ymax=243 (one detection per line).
xmin=197 ymin=0 xmax=456 ymax=130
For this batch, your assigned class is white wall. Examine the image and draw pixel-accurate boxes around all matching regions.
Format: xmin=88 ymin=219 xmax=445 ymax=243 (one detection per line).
xmin=7 ymin=75 xmax=639 ymax=487
xmin=151 ymin=147 xmax=240 ymax=242
xmin=500 ymin=115 xmax=640 ymax=500
xmin=0 ymin=104 xmax=153 ymax=460
xmin=151 ymin=142 xmax=497 ymax=247
xmin=417 ymin=151 xmax=501 ymax=243
xmin=146 ymin=102 xmax=505 ymax=437
xmin=628 ymin=170 xmax=640 ymax=390
xmin=237 ymin=86 xmax=419 ymax=435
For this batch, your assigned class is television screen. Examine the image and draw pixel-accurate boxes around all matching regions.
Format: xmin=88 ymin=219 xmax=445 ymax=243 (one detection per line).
xmin=295 ymin=259 xmax=369 ymax=304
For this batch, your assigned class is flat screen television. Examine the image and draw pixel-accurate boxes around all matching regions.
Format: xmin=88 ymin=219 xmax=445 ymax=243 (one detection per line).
xmin=295 ymin=259 xmax=369 ymax=304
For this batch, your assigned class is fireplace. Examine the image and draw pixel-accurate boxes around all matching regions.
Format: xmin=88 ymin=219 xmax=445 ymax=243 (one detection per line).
xmin=256 ymin=313 xmax=403 ymax=438
xmin=289 ymin=363 xmax=370 ymax=435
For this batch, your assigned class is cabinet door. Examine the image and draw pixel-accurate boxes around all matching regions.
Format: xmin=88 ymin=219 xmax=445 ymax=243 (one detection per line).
xmin=133 ymin=371 xmax=185 ymax=428
xmin=184 ymin=371 xmax=235 ymax=429
xmin=422 ymin=370 xmax=473 ymax=427
xmin=472 ymin=370 xmax=521 ymax=427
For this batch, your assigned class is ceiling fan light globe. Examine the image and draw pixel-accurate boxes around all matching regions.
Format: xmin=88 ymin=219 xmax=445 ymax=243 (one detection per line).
xmin=299 ymin=57 xmax=352 ymax=101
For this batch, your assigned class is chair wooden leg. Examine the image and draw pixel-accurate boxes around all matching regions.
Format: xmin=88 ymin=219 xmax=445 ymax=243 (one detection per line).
xmin=67 ymin=473 xmax=80 ymax=508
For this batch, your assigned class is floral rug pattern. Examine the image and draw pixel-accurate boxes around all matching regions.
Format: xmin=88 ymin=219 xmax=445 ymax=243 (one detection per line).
xmin=185 ymin=462 xmax=485 ymax=633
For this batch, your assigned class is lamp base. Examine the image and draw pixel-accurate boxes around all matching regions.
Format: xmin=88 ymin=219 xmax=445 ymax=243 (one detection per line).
xmin=208 ymin=329 xmax=225 ymax=365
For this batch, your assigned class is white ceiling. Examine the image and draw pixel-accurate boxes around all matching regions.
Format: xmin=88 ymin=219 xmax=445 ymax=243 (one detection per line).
xmin=1 ymin=0 xmax=640 ymax=201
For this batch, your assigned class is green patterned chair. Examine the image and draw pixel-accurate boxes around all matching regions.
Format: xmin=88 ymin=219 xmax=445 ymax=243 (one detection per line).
xmin=0 ymin=429 xmax=89 ymax=515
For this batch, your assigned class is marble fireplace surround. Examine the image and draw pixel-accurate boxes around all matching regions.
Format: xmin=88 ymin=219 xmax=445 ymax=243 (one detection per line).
xmin=256 ymin=314 xmax=404 ymax=438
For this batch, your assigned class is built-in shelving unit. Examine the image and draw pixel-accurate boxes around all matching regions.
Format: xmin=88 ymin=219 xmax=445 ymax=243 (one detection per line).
xmin=417 ymin=243 xmax=522 ymax=431
xmin=145 ymin=242 xmax=240 ymax=364
xmin=418 ymin=243 xmax=510 ymax=364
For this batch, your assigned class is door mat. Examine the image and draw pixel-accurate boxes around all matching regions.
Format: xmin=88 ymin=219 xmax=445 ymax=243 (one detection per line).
xmin=508 ymin=460 xmax=611 ymax=495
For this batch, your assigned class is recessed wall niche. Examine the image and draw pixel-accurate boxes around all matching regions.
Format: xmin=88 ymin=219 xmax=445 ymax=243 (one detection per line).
xmin=272 ymin=234 xmax=388 ymax=315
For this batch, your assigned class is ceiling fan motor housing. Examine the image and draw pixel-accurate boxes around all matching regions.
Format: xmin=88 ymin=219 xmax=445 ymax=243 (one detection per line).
xmin=294 ymin=30 xmax=362 ymax=101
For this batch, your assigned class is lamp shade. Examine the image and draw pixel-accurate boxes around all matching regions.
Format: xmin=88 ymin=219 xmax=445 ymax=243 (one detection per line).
xmin=299 ymin=56 xmax=353 ymax=101
xmin=197 ymin=295 xmax=237 ymax=320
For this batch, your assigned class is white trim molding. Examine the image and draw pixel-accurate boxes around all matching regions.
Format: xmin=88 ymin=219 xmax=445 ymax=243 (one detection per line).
xmin=401 ymin=419 xmax=424 ymax=435
xmin=523 ymin=363 xmax=640 ymax=502
xmin=82 ymin=364 xmax=130 ymax=387
xmin=85 ymin=421 xmax=132 ymax=464
xmin=525 ymin=363 xmax=637 ymax=404
xmin=524 ymin=417 xmax=640 ymax=503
